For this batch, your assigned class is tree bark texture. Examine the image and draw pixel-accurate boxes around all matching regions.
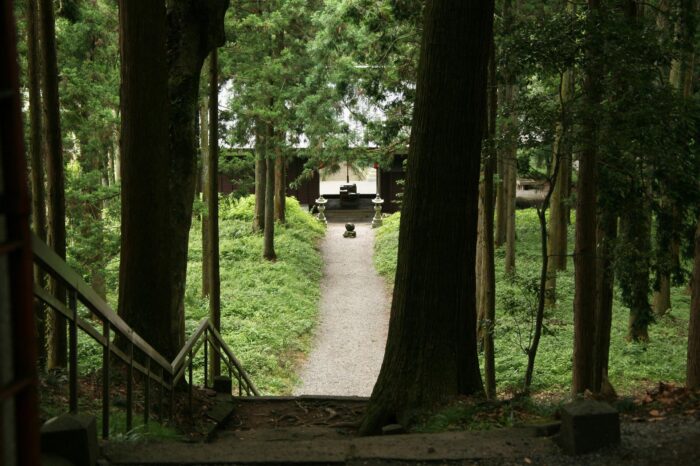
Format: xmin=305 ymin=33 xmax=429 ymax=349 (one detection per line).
xmin=162 ymin=0 xmax=228 ymax=356
xmin=200 ymin=91 xmax=210 ymax=297
xmin=359 ymin=1 xmax=493 ymax=435
xmin=27 ymin=0 xmax=48 ymax=367
xmin=572 ymin=0 xmax=601 ymax=395
xmin=118 ymin=0 xmax=227 ymax=360
xmin=254 ymin=124 xmax=266 ymax=232
xmin=481 ymin=40 xmax=497 ymax=400
xmin=263 ymin=123 xmax=276 ymax=261
xmin=593 ymin=207 xmax=617 ymax=392
xmin=687 ymin=218 xmax=700 ymax=389
xmin=545 ymin=69 xmax=574 ymax=307
xmin=207 ymin=49 xmax=221 ymax=378
xmin=501 ymin=0 xmax=518 ymax=276
xmin=274 ymin=150 xmax=286 ymax=224
xmin=117 ymin=0 xmax=176 ymax=358
xmin=38 ymin=0 xmax=67 ymax=369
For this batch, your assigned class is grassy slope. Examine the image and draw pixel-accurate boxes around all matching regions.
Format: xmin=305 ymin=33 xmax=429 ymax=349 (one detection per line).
xmin=185 ymin=196 xmax=325 ymax=394
xmin=374 ymin=210 xmax=690 ymax=395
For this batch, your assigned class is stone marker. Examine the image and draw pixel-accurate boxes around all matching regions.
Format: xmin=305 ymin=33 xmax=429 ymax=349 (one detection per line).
xmin=213 ymin=375 xmax=232 ymax=394
xmin=557 ymin=400 xmax=620 ymax=455
xmin=381 ymin=424 xmax=406 ymax=435
xmin=41 ymin=414 xmax=98 ymax=466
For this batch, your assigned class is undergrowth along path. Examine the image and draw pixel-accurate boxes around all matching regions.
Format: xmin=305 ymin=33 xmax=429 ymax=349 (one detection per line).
xmin=295 ymin=222 xmax=390 ymax=396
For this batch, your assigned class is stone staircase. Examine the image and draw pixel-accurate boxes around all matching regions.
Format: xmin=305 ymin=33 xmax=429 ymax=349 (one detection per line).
xmin=100 ymin=396 xmax=560 ymax=465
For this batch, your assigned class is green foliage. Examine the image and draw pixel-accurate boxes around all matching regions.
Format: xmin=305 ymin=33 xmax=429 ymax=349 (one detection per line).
xmin=373 ymin=212 xmax=401 ymax=283
xmin=374 ymin=209 xmax=691 ymax=395
xmin=413 ymin=397 xmax=559 ymax=433
xmin=185 ymin=196 xmax=325 ymax=394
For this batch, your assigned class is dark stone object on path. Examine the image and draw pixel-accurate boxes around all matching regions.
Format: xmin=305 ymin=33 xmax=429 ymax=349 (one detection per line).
xmin=556 ymin=400 xmax=620 ymax=455
xmin=41 ymin=414 xmax=98 ymax=466
xmin=344 ymin=223 xmax=357 ymax=238
xmin=382 ymin=424 xmax=406 ymax=435
xmin=213 ymin=375 xmax=232 ymax=394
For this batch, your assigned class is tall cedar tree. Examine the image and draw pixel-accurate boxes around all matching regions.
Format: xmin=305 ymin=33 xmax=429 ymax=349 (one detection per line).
xmin=26 ymin=0 xmax=47 ymax=366
xmin=200 ymin=85 xmax=210 ymax=297
xmin=117 ymin=0 xmax=173 ymax=356
xmin=481 ymin=38 xmax=497 ymax=400
xmin=501 ymin=0 xmax=518 ymax=276
xmin=207 ymin=49 xmax=222 ymax=378
xmin=572 ymin=0 xmax=601 ymax=394
xmin=118 ymin=0 xmax=227 ymax=359
xmin=38 ymin=0 xmax=67 ymax=369
xmin=359 ymin=0 xmax=493 ymax=435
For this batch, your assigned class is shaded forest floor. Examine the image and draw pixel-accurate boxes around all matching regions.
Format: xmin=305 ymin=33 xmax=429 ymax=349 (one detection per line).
xmin=374 ymin=210 xmax=691 ymax=396
xmin=100 ymin=387 xmax=700 ymax=465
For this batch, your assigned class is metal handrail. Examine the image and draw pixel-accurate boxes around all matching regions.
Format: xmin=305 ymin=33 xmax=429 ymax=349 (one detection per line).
xmin=31 ymin=233 xmax=258 ymax=438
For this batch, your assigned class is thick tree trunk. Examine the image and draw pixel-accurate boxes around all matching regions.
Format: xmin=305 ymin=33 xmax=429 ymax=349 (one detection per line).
xmin=118 ymin=0 xmax=227 ymax=359
xmin=200 ymin=91 xmax=210 ymax=297
xmin=359 ymin=1 xmax=492 ymax=435
xmin=117 ymin=0 xmax=176 ymax=357
xmin=263 ymin=127 xmax=276 ymax=261
xmin=207 ymin=49 xmax=221 ymax=378
xmin=572 ymin=0 xmax=601 ymax=395
xmin=687 ymin=219 xmax=700 ymax=389
xmin=27 ymin=0 xmax=47 ymax=367
xmin=274 ymin=149 xmax=286 ymax=223
xmin=594 ymin=207 xmax=617 ymax=392
xmin=38 ymin=0 xmax=67 ymax=369
xmin=162 ymin=0 xmax=228 ymax=356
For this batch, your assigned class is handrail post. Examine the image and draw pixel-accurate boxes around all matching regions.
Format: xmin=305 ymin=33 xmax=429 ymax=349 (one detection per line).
xmin=144 ymin=358 xmax=150 ymax=425
xmin=69 ymin=289 xmax=78 ymax=413
xmin=203 ymin=329 xmax=208 ymax=389
xmin=102 ymin=320 xmax=111 ymax=439
xmin=188 ymin=350 xmax=193 ymax=414
xmin=169 ymin=372 xmax=174 ymax=422
xmin=126 ymin=338 xmax=133 ymax=432
xmin=157 ymin=367 xmax=163 ymax=421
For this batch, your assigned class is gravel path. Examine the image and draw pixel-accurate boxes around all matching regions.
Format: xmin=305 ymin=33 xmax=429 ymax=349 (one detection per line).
xmin=294 ymin=222 xmax=390 ymax=396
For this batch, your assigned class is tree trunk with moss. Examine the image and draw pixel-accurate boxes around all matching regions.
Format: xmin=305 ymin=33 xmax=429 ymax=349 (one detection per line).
xmin=27 ymin=0 xmax=47 ymax=367
xmin=501 ymin=0 xmax=518 ymax=276
xmin=118 ymin=0 xmax=228 ymax=359
xmin=39 ymin=0 xmax=67 ymax=369
xmin=481 ymin=38 xmax=498 ymax=400
xmin=359 ymin=1 xmax=492 ymax=435
xmin=200 ymin=83 xmax=210 ymax=298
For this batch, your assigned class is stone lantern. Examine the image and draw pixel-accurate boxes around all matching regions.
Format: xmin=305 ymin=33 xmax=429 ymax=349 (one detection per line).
xmin=371 ymin=195 xmax=384 ymax=228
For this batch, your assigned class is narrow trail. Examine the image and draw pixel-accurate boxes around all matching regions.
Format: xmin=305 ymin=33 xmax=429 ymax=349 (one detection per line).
xmin=294 ymin=222 xmax=390 ymax=396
